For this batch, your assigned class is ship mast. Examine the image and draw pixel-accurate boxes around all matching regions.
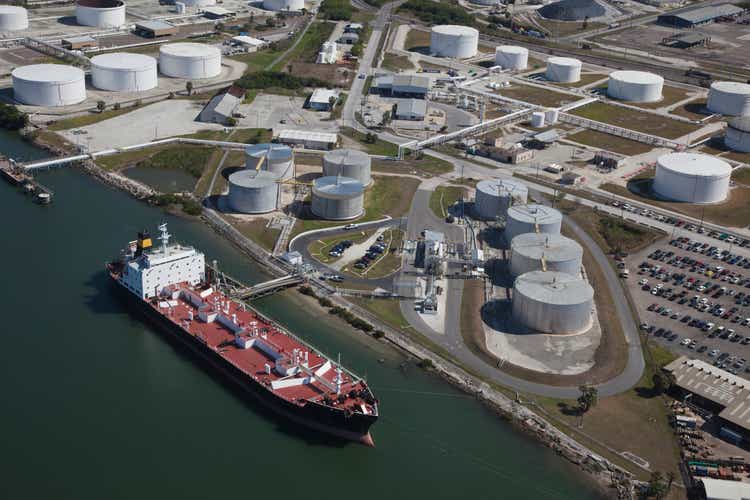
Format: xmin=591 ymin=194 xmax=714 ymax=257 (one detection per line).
xmin=158 ymin=223 xmax=171 ymax=256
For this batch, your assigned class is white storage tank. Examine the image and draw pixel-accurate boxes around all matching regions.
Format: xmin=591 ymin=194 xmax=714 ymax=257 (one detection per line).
xmin=430 ymin=25 xmax=479 ymax=59
xmin=0 ymin=5 xmax=28 ymax=31
xmin=531 ymin=111 xmax=545 ymax=128
xmin=509 ymin=232 xmax=583 ymax=278
xmin=545 ymin=108 xmax=559 ymax=124
xmin=607 ymin=70 xmax=663 ymax=103
xmin=182 ymin=0 xmax=216 ymax=6
xmin=653 ymin=152 xmax=731 ymax=204
xmin=707 ymin=81 xmax=750 ymax=117
xmin=474 ymin=178 xmax=529 ymax=220
xmin=505 ymin=204 xmax=562 ymax=242
xmin=323 ymin=149 xmax=372 ymax=186
xmin=159 ymin=43 xmax=221 ymax=79
xmin=91 ymin=53 xmax=158 ymax=92
xmin=512 ymin=270 xmax=594 ymax=334
xmin=245 ymin=143 xmax=294 ymax=180
xmin=175 ymin=2 xmax=186 ymax=13
xmin=76 ymin=0 xmax=125 ymax=28
xmin=263 ymin=0 xmax=304 ymax=10
xmin=545 ymin=57 xmax=581 ymax=83
xmin=495 ymin=46 xmax=528 ymax=71
xmin=726 ymin=116 xmax=750 ymax=153
xmin=12 ymin=64 xmax=86 ymax=107
xmin=227 ymin=170 xmax=279 ymax=214
xmin=311 ymin=176 xmax=364 ymax=220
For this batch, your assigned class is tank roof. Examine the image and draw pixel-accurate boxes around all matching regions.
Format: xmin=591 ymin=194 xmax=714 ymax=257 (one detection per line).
xmin=711 ymin=81 xmax=750 ymax=95
xmin=160 ymin=42 xmax=220 ymax=57
xmin=657 ymin=152 xmax=731 ymax=177
xmin=547 ymin=56 xmax=581 ymax=66
xmin=730 ymin=116 xmax=750 ymax=133
xmin=313 ymin=176 xmax=363 ymax=197
xmin=511 ymin=233 xmax=582 ymax=262
xmin=507 ymin=204 xmax=562 ymax=224
xmin=0 ymin=5 xmax=27 ymax=13
xmin=477 ymin=178 xmax=528 ymax=197
xmin=77 ymin=0 xmax=123 ymax=7
xmin=538 ymin=0 xmax=605 ymax=21
xmin=497 ymin=45 xmax=527 ymax=54
xmin=324 ymin=148 xmax=371 ymax=166
xmin=514 ymin=270 xmax=593 ymax=305
xmin=609 ymin=70 xmax=664 ymax=85
xmin=228 ymin=170 xmax=278 ymax=188
xmin=91 ymin=52 xmax=156 ymax=70
xmin=431 ymin=25 xmax=479 ymax=36
xmin=12 ymin=64 xmax=84 ymax=83
xmin=245 ymin=143 xmax=293 ymax=161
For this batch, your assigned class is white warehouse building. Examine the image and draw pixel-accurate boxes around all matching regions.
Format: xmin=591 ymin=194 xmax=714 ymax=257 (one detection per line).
xmin=430 ymin=25 xmax=478 ymax=58
xmin=495 ymin=46 xmax=528 ymax=71
xmin=75 ymin=0 xmax=125 ymax=28
xmin=0 ymin=5 xmax=28 ymax=31
xmin=653 ymin=152 xmax=732 ymax=204
xmin=545 ymin=57 xmax=581 ymax=83
xmin=707 ymin=81 xmax=750 ymax=117
xmin=91 ymin=53 xmax=158 ymax=92
xmin=12 ymin=64 xmax=86 ymax=107
xmin=607 ymin=70 xmax=663 ymax=103
xmin=159 ymin=43 xmax=221 ymax=79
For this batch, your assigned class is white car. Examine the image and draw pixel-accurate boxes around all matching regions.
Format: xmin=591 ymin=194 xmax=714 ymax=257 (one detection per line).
xmin=638 ymin=278 xmax=648 ymax=286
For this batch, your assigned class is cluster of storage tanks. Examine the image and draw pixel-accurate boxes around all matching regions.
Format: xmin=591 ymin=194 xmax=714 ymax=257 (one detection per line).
xmin=0 ymin=0 xmax=126 ymax=31
xmin=430 ymin=25 xmax=479 ymax=59
xmin=705 ymin=81 xmax=750 ymax=152
xmin=653 ymin=152 xmax=732 ymax=204
xmin=11 ymin=43 xmax=222 ymax=107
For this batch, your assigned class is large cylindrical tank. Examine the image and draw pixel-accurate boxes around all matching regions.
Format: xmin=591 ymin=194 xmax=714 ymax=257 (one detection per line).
xmin=263 ymin=0 xmax=304 ymax=10
xmin=91 ymin=53 xmax=158 ymax=92
xmin=607 ymin=70 xmax=663 ymax=103
xmin=495 ymin=45 xmax=528 ymax=70
xmin=429 ymin=25 xmax=479 ymax=58
xmin=182 ymin=0 xmax=216 ymax=6
xmin=505 ymin=204 xmax=562 ymax=242
xmin=475 ymin=178 xmax=528 ymax=220
xmin=245 ymin=143 xmax=294 ymax=180
xmin=322 ymin=149 xmax=372 ymax=186
xmin=726 ymin=116 xmax=750 ymax=153
xmin=531 ymin=111 xmax=545 ymax=128
xmin=545 ymin=57 xmax=581 ymax=83
xmin=509 ymin=233 xmax=583 ymax=278
xmin=159 ymin=43 xmax=221 ymax=79
xmin=76 ymin=0 xmax=126 ymax=28
xmin=0 ymin=5 xmax=28 ymax=31
xmin=512 ymin=270 xmax=594 ymax=334
xmin=227 ymin=170 xmax=279 ymax=214
xmin=311 ymin=176 xmax=364 ymax=220
xmin=707 ymin=81 xmax=750 ymax=117
xmin=12 ymin=64 xmax=86 ymax=107
xmin=653 ymin=152 xmax=731 ymax=204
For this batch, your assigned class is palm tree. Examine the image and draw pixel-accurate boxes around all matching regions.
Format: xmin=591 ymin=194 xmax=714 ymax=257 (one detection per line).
xmin=577 ymin=384 xmax=598 ymax=427
xmin=185 ymin=81 xmax=193 ymax=96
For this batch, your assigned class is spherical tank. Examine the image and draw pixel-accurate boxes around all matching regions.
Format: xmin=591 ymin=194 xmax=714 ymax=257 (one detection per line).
xmin=707 ymin=81 xmax=750 ymax=117
xmin=509 ymin=233 xmax=583 ymax=278
xmin=430 ymin=25 xmax=479 ymax=58
xmin=545 ymin=57 xmax=581 ymax=83
xmin=653 ymin=152 xmax=731 ymax=204
xmin=159 ymin=43 xmax=221 ymax=79
xmin=322 ymin=149 xmax=372 ymax=186
xmin=0 ymin=6 xmax=28 ymax=31
xmin=91 ymin=53 xmax=158 ymax=92
xmin=495 ymin=46 xmax=528 ymax=70
xmin=263 ymin=0 xmax=304 ymax=10
xmin=474 ymin=178 xmax=528 ymax=220
xmin=245 ymin=143 xmax=294 ymax=180
xmin=75 ymin=0 xmax=125 ymax=28
xmin=607 ymin=70 xmax=663 ymax=103
xmin=726 ymin=116 xmax=750 ymax=153
xmin=505 ymin=204 xmax=562 ymax=242
xmin=512 ymin=270 xmax=593 ymax=334
xmin=12 ymin=64 xmax=86 ymax=107
xmin=227 ymin=170 xmax=279 ymax=214
xmin=311 ymin=176 xmax=364 ymax=220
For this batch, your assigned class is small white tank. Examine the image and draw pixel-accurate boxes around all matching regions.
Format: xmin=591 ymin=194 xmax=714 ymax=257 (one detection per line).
xmin=545 ymin=57 xmax=581 ymax=83
xmin=531 ymin=111 xmax=545 ymax=128
xmin=545 ymin=108 xmax=559 ymax=124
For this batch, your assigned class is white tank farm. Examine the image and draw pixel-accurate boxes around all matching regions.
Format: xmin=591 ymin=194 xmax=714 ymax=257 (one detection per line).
xmin=322 ymin=149 xmax=372 ymax=186
xmin=512 ymin=270 xmax=594 ymax=334
xmin=159 ymin=43 xmax=221 ymax=79
xmin=509 ymin=232 xmax=583 ymax=278
xmin=245 ymin=143 xmax=294 ymax=180
xmin=653 ymin=152 xmax=731 ymax=204
xmin=430 ymin=25 xmax=479 ymax=59
xmin=505 ymin=204 xmax=562 ymax=242
xmin=263 ymin=0 xmax=304 ymax=10
xmin=475 ymin=178 xmax=528 ymax=220
xmin=0 ymin=5 xmax=28 ymax=31
xmin=707 ymin=81 xmax=750 ymax=117
xmin=76 ymin=0 xmax=125 ymax=28
xmin=607 ymin=70 xmax=663 ymax=103
xmin=91 ymin=53 xmax=157 ymax=92
xmin=545 ymin=57 xmax=581 ymax=83
xmin=311 ymin=176 xmax=364 ymax=220
xmin=182 ymin=0 xmax=216 ymax=7
xmin=495 ymin=46 xmax=528 ymax=70
xmin=726 ymin=116 xmax=750 ymax=153
xmin=12 ymin=64 xmax=86 ymax=107
xmin=227 ymin=170 xmax=279 ymax=214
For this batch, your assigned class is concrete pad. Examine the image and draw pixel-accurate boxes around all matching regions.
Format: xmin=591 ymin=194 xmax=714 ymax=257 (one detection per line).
xmin=418 ymin=277 xmax=448 ymax=335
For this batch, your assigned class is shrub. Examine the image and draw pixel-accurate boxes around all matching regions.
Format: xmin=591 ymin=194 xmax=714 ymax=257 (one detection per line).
xmin=373 ymin=330 xmax=385 ymax=339
xmin=318 ymin=297 xmax=333 ymax=307
xmin=0 ymin=103 xmax=28 ymax=130
xmin=298 ymin=285 xmax=315 ymax=296
xmin=319 ymin=0 xmax=352 ymax=20
xmin=417 ymin=358 xmax=434 ymax=370
xmin=234 ymin=71 xmax=328 ymax=91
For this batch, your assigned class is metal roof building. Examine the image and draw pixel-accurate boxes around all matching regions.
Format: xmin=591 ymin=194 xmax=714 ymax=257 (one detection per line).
xmin=395 ymin=99 xmax=427 ymax=120
xmin=657 ymin=3 xmax=744 ymax=27
xmin=199 ymin=89 xmax=242 ymax=124
xmin=373 ymin=74 xmax=430 ymax=98
xmin=309 ymin=88 xmax=339 ymax=111
xmin=699 ymin=478 xmax=750 ymax=500
xmin=277 ymin=129 xmax=338 ymax=150
xmin=135 ymin=20 xmax=178 ymax=37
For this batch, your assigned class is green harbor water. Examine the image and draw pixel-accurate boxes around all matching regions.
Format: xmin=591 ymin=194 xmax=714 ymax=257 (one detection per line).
xmin=0 ymin=131 xmax=603 ymax=500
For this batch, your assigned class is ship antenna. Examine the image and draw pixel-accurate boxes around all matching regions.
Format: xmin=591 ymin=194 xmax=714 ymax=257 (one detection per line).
xmin=158 ymin=223 xmax=171 ymax=255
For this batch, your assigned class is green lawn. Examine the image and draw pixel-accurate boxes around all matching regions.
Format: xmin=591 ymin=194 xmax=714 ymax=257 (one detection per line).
xmin=270 ymin=21 xmax=335 ymax=71
xmin=232 ymin=218 xmax=281 ymax=251
xmin=48 ymin=104 xmax=146 ymax=131
xmin=429 ymin=186 xmax=466 ymax=218
xmin=569 ymin=101 xmax=700 ymax=139
xmin=381 ymin=53 xmax=415 ymax=72
xmin=340 ymin=127 xmax=398 ymax=156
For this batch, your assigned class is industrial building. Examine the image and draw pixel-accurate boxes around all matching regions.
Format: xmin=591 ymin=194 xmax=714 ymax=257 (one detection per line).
xmin=726 ymin=116 xmax=750 ymax=153
xmin=91 ymin=53 xmax=158 ymax=92
xmin=699 ymin=478 xmax=750 ymax=500
xmin=372 ymin=74 xmax=431 ymax=98
xmin=199 ymin=86 xmax=244 ymax=125
xmin=227 ymin=170 xmax=279 ymax=214
xmin=509 ymin=233 xmax=583 ymax=278
xmin=661 ymin=31 xmax=711 ymax=49
xmin=317 ymin=42 xmax=338 ymax=64
xmin=430 ymin=25 xmax=479 ymax=59
xmin=511 ymin=270 xmax=594 ymax=334
xmin=478 ymin=145 xmax=534 ymax=165
xmin=159 ymin=43 xmax=222 ymax=79
xmin=474 ymin=178 xmax=528 ymax=220
xmin=12 ymin=64 xmax=86 ymax=107
xmin=182 ymin=0 xmax=216 ymax=7
xmin=505 ymin=204 xmax=562 ymax=242
xmin=322 ymin=149 xmax=371 ymax=185
xmin=309 ymin=88 xmax=339 ymax=111
xmin=495 ymin=46 xmax=528 ymax=71
xmin=395 ymin=99 xmax=426 ymax=121
xmin=0 ymin=5 xmax=28 ymax=31
xmin=607 ymin=70 xmax=664 ymax=103
xmin=657 ymin=3 xmax=744 ymax=28
xmin=202 ymin=6 xmax=235 ymax=19
xmin=61 ymin=36 xmax=97 ymax=50
xmin=545 ymin=57 xmax=582 ymax=83
xmin=311 ymin=176 xmax=364 ymax=220
xmin=135 ymin=20 xmax=178 ymax=38
xmin=653 ymin=152 xmax=731 ymax=204
xmin=75 ymin=0 xmax=125 ymax=28
xmin=338 ymin=32 xmax=359 ymax=45
xmin=538 ymin=0 xmax=605 ymax=21
xmin=263 ymin=0 xmax=304 ymax=10
xmin=232 ymin=35 xmax=266 ymax=52
xmin=245 ymin=143 xmax=294 ymax=180
xmin=277 ymin=130 xmax=337 ymax=150
xmin=707 ymin=81 xmax=750 ymax=117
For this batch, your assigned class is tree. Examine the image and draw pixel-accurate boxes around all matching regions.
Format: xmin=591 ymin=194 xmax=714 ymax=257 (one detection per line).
xmin=382 ymin=110 xmax=391 ymax=125
xmin=577 ymin=384 xmax=598 ymax=426
xmin=582 ymin=15 xmax=590 ymax=30
xmin=185 ymin=81 xmax=193 ymax=96
xmin=96 ymin=100 xmax=106 ymax=113
xmin=225 ymin=117 xmax=237 ymax=127
xmin=652 ymin=370 xmax=676 ymax=395
xmin=328 ymin=95 xmax=337 ymax=110
xmin=113 ymin=102 xmax=121 ymax=110
xmin=646 ymin=472 xmax=669 ymax=500
xmin=666 ymin=471 xmax=676 ymax=492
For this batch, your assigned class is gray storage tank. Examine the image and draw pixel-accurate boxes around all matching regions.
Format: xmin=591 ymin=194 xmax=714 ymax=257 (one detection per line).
xmin=474 ymin=178 xmax=528 ymax=220
xmin=311 ymin=175 xmax=364 ymax=220
xmin=227 ymin=170 xmax=279 ymax=214
xmin=505 ymin=204 xmax=562 ymax=242
xmin=512 ymin=270 xmax=594 ymax=334
xmin=245 ymin=143 xmax=294 ymax=180
xmin=509 ymin=232 xmax=583 ymax=278
xmin=322 ymin=149 xmax=372 ymax=186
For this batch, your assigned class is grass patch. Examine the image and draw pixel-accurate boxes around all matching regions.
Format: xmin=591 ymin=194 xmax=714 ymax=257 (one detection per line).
xmin=381 ymin=53 xmax=415 ymax=72
xmin=193 ymin=149 xmax=225 ymax=197
xmin=232 ymin=218 xmax=280 ymax=251
xmin=404 ymin=28 xmax=431 ymax=51
xmin=499 ymin=83 xmax=578 ymax=108
xmin=569 ymin=101 xmax=700 ymax=140
xmin=551 ymin=72 xmax=607 ymax=88
xmin=631 ymin=85 xmax=691 ymax=110
xmin=362 ymin=228 xmax=404 ymax=278
xmin=732 ymin=167 xmax=750 ymax=186
xmin=271 ymin=21 xmax=336 ymax=71
xmin=308 ymin=230 xmax=375 ymax=264
xmin=340 ymin=127 xmax=398 ymax=156
xmin=48 ymin=104 xmax=145 ymax=131
xmin=398 ymin=0 xmax=475 ymax=27
xmin=429 ymin=185 xmax=466 ymax=218
xmin=181 ymin=128 xmax=272 ymax=143
xmin=135 ymin=146 xmax=215 ymax=179
xmin=372 ymin=154 xmax=453 ymax=177
xmin=230 ymin=45 xmax=288 ymax=73
xmin=565 ymin=129 xmax=655 ymax=156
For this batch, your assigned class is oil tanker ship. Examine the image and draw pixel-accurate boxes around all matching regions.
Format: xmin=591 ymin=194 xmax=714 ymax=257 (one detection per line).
xmin=107 ymin=224 xmax=378 ymax=445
